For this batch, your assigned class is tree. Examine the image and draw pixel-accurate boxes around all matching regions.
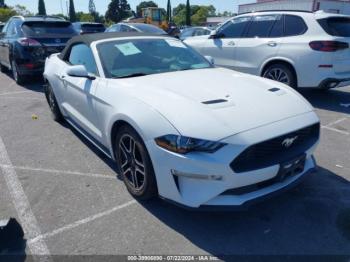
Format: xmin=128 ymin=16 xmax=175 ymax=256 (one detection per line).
xmin=191 ymin=5 xmax=216 ymax=25
xmin=76 ymin=12 xmax=94 ymax=22
xmin=89 ymin=0 xmax=96 ymax=14
xmin=14 ymin=5 xmax=33 ymax=16
xmin=166 ymin=0 xmax=171 ymax=22
xmin=0 ymin=7 xmax=16 ymax=22
xmin=173 ymin=4 xmax=216 ymax=26
xmin=105 ymin=0 xmax=131 ymax=23
xmin=69 ymin=0 xmax=77 ymax=22
xmin=38 ymin=0 xmax=46 ymax=16
xmin=136 ymin=1 xmax=157 ymax=18
xmin=185 ymin=0 xmax=191 ymax=26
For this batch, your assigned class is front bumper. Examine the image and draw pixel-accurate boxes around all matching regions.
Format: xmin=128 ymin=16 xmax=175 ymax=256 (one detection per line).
xmin=146 ymin=111 xmax=320 ymax=208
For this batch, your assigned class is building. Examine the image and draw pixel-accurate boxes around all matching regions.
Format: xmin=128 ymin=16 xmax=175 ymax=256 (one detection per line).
xmin=239 ymin=0 xmax=350 ymax=15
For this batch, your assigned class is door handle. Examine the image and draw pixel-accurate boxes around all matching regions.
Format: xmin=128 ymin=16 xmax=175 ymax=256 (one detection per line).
xmin=267 ymin=41 xmax=277 ymax=47
xmin=227 ymin=41 xmax=235 ymax=46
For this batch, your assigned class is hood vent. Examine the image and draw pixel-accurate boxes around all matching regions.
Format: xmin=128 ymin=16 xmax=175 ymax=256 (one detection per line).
xmin=202 ymin=99 xmax=228 ymax=105
xmin=268 ymin=88 xmax=280 ymax=92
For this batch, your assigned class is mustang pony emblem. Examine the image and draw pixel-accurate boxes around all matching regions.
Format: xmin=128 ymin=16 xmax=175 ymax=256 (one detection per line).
xmin=282 ymin=136 xmax=298 ymax=148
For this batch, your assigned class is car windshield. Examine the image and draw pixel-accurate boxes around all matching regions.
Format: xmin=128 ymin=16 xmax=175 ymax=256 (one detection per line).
xmin=97 ymin=38 xmax=212 ymax=79
xmin=131 ymin=24 xmax=166 ymax=34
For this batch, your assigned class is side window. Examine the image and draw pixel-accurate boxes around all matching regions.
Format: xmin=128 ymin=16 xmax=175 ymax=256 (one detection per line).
xmin=269 ymin=15 xmax=284 ymax=37
xmin=217 ymin=17 xmax=251 ymax=38
xmin=68 ymin=44 xmax=98 ymax=75
xmin=245 ymin=15 xmax=280 ymax=38
xmin=285 ymin=15 xmax=307 ymax=36
xmin=6 ymin=21 xmax=17 ymax=37
xmin=181 ymin=29 xmax=194 ymax=37
xmin=193 ymin=28 xmax=210 ymax=36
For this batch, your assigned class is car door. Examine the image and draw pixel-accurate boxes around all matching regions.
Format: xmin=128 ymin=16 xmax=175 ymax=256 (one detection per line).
xmin=61 ymin=43 xmax=102 ymax=140
xmin=234 ymin=14 xmax=283 ymax=75
xmin=200 ymin=16 xmax=252 ymax=69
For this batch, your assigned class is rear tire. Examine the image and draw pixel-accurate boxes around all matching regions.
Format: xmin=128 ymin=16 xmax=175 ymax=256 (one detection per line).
xmin=263 ymin=63 xmax=297 ymax=88
xmin=114 ymin=125 xmax=158 ymax=200
xmin=11 ymin=60 xmax=26 ymax=85
xmin=45 ymin=83 xmax=63 ymax=122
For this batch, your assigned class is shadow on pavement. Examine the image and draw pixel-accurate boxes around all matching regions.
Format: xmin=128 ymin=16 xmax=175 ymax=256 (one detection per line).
xmin=0 ymin=218 xmax=26 ymax=261
xmin=139 ymin=167 xmax=350 ymax=256
xmin=300 ymin=88 xmax=350 ymax=115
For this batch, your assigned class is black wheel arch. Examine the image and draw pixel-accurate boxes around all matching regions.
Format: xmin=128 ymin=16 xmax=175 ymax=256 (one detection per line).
xmin=261 ymin=60 xmax=298 ymax=86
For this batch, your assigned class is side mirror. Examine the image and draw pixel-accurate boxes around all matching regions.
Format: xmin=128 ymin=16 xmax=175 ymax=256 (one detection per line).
xmin=66 ymin=65 xmax=96 ymax=80
xmin=205 ymin=56 xmax=215 ymax=65
xmin=209 ymin=30 xmax=223 ymax=39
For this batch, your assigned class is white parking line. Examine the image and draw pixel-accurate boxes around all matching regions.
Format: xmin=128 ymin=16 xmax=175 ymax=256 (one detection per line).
xmin=324 ymin=117 xmax=348 ymax=127
xmin=321 ymin=125 xmax=350 ymax=135
xmin=0 ymin=90 xmax=33 ymax=96
xmin=28 ymin=200 xmax=137 ymax=244
xmin=0 ymin=137 xmax=52 ymax=258
xmin=0 ymin=164 xmax=116 ymax=179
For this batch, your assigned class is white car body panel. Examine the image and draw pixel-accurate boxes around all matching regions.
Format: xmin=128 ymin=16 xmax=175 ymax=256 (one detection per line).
xmin=185 ymin=11 xmax=350 ymax=88
xmin=44 ymin=36 xmax=320 ymax=208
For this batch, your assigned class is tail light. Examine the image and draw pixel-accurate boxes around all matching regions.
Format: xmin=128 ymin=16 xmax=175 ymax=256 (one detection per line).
xmin=309 ymin=41 xmax=349 ymax=52
xmin=17 ymin=38 xmax=42 ymax=47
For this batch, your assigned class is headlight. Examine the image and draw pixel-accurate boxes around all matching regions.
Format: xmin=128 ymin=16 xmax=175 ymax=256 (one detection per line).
xmin=155 ymin=135 xmax=226 ymax=154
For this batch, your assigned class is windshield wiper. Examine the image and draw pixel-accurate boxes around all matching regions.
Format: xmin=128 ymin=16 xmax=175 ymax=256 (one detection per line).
xmin=113 ymin=73 xmax=149 ymax=79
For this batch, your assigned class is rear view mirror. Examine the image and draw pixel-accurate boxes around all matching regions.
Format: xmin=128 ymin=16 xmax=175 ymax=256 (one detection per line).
xmin=66 ymin=65 xmax=95 ymax=80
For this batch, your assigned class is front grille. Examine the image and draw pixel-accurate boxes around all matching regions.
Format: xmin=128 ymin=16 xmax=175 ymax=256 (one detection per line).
xmin=230 ymin=123 xmax=320 ymax=173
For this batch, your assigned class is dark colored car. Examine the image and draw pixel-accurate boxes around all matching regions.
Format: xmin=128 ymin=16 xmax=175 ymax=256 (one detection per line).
xmin=106 ymin=23 xmax=167 ymax=35
xmin=0 ymin=16 xmax=77 ymax=84
xmin=73 ymin=22 xmax=106 ymax=34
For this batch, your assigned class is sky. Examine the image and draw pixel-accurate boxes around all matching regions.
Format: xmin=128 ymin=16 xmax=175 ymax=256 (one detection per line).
xmin=4 ymin=0 xmax=257 ymax=15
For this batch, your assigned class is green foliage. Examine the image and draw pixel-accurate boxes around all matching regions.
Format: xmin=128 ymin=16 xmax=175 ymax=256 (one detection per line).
xmin=173 ymin=4 xmax=216 ymax=26
xmin=0 ymin=7 xmax=16 ymax=22
xmin=105 ymin=0 xmax=131 ymax=23
xmin=185 ymin=0 xmax=190 ymax=26
xmin=76 ymin=12 xmax=94 ymax=22
xmin=136 ymin=1 xmax=157 ymax=17
xmin=52 ymin=13 xmax=69 ymax=20
xmin=166 ymin=0 xmax=171 ymax=22
xmin=38 ymin=0 xmax=46 ymax=16
xmin=69 ymin=0 xmax=77 ymax=22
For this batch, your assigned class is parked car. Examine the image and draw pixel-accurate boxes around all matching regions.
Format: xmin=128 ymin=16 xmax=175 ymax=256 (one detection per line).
xmin=44 ymin=32 xmax=320 ymax=209
xmin=185 ymin=10 xmax=350 ymax=89
xmin=0 ymin=16 xmax=77 ymax=84
xmin=73 ymin=22 xmax=106 ymax=34
xmin=106 ymin=23 xmax=167 ymax=35
xmin=179 ymin=27 xmax=212 ymax=40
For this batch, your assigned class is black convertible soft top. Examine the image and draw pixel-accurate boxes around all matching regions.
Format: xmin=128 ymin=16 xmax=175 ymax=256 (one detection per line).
xmin=59 ymin=32 xmax=171 ymax=59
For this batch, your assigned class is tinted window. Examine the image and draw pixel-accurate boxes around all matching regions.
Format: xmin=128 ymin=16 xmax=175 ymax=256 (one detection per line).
xmin=181 ymin=28 xmax=194 ymax=38
xmin=68 ymin=44 xmax=97 ymax=75
xmin=22 ymin=22 xmax=76 ymax=37
xmin=107 ymin=24 xmax=120 ymax=32
xmin=318 ymin=17 xmax=350 ymax=37
xmin=218 ymin=17 xmax=251 ymax=38
xmin=269 ymin=15 xmax=284 ymax=37
xmin=120 ymin=25 xmax=136 ymax=32
xmin=81 ymin=24 xmax=105 ymax=33
xmin=6 ymin=21 xmax=17 ymax=36
xmin=285 ymin=15 xmax=307 ymax=36
xmin=245 ymin=15 xmax=279 ymax=38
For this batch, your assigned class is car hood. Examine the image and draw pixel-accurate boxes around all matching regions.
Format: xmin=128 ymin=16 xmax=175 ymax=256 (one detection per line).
xmin=111 ymin=68 xmax=314 ymax=140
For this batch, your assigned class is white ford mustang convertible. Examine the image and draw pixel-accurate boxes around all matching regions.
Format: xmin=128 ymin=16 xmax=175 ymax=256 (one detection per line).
xmin=44 ymin=33 xmax=320 ymax=209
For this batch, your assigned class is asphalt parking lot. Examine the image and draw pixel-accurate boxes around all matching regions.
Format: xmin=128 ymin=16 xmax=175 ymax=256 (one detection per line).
xmin=0 ymin=70 xmax=349 ymax=259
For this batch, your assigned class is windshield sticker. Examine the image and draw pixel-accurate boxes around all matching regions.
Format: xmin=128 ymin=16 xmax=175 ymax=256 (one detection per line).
xmin=115 ymin=42 xmax=142 ymax=56
xmin=165 ymin=39 xmax=186 ymax=48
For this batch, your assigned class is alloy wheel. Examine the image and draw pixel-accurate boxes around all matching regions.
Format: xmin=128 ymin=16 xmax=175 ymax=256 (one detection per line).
xmin=264 ymin=68 xmax=291 ymax=85
xmin=118 ymin=134 xmax=146 ymax=191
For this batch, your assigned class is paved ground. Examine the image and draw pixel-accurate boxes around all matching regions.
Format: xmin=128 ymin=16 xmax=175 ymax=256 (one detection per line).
xmin=0 ymin=70 xmax=349 ymax=260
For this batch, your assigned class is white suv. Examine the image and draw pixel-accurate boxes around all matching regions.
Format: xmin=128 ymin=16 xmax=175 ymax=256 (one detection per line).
xmin=184 ymin=10 xmax=350 ymax=89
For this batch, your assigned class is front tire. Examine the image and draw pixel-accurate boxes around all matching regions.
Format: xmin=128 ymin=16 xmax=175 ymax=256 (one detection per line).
xmin=114 ymin=125 xmax=158 ymax=200
xmin=263 ymin=63 xmax=297 ymax=88
xmin=45 ymin=83 xmax=63 ymax=122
